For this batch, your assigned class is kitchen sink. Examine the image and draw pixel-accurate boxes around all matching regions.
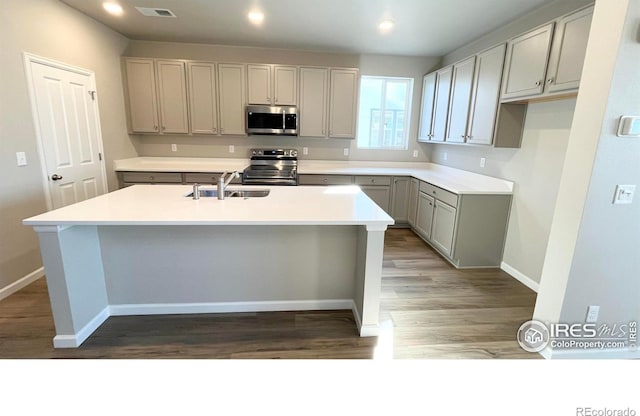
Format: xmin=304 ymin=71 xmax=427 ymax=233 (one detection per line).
xmin=186 ymin=189 xmax=270 ymax=198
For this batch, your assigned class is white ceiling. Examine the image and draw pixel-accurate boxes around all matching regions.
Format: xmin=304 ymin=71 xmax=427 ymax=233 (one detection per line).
xmin=60 ymin=0 xmax=557 ymax=56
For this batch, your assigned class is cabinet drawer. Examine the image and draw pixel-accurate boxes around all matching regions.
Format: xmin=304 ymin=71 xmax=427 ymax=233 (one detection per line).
xmin=184 ymin=172 xmax=242 ymax=184
xmin=419 ymin=182 xmax=459 ymax=207
xmin=354 ymin=175 xmax=392 ymax=186
xmin=298 ymin=175 xmax=353 ymax=185
xmin=121 ymin=172 xmax=183 ymax=183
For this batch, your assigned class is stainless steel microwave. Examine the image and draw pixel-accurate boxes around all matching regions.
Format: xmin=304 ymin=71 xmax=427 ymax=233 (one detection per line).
xmin=246 ymin=105 xmax=298 ymax=136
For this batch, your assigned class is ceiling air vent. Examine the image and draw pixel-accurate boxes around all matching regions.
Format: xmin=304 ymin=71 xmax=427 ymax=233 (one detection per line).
xmin=135 ymin=7 xmax=177 ymax=18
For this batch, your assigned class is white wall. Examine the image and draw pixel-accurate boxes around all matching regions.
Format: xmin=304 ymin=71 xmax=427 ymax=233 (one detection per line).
xmin=534 ymin=0 xmax=639 ymax=356
xmin=0 ymin=0 xmax=134 ymax=292
xmin=125 ymin=41 xmax=440 ymax=162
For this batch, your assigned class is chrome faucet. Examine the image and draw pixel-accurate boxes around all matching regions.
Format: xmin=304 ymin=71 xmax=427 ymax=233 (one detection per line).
xmin=192 ymin=183 xmax=200 ymax=200
xmin=217 ymin=171 xmax=240 ymax=200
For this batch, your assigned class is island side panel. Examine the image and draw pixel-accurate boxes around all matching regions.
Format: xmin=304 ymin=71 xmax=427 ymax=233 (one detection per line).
xmin=354 ymin=226 xmax=386 ymax=336
xmin=98 ymin=225 xmax=358 ymax=310
xmin=34 ymin=225 xmax=109 ymax=348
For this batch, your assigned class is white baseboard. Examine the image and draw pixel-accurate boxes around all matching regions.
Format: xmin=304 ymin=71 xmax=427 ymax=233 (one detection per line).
xmin=109 ymin=299 xmax=354 ymax=316
xmin=501 ymin=262 xmax=539 ymax=292
xmin=53 ymin=306 xmax=110 ymax=348
xmin=0 ymin=267 xmax=45 ymax=301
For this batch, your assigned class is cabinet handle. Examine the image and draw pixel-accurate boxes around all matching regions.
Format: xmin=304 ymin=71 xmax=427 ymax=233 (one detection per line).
xmin=162 ymin=126 xmax=166 ymax=131
xmin=547 ymin=78 xmax=554 ymax=84
xmin=535 ymin=80 xmax=542 ymax=87
xmin=461 ymin=135 xmax=465 ymax=139
xmin=154 ymin=125 xmax=158 ymax=131
xmin=149 ymin=176 xmax=154 ymax=181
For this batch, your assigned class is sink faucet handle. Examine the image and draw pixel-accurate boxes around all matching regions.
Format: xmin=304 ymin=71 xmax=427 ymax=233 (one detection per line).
xmin=192 ymin=183 xmax=200 ymax=200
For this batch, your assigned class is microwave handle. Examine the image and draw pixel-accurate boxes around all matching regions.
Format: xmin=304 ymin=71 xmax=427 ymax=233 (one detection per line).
xmin=282 ymin=110 xmax=286 ymax=131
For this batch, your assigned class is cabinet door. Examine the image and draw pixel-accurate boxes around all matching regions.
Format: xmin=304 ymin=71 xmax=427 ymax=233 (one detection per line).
xmin=298 ymin=67 xmax=328 ymax=137
xmin=247 ymin=64 xmax=271 ymax=105
xmin=446 ymin=57 xmax=476 ymax=143
xmin=418 ymin=72 xmax=437 ymax=142
xmin=187 ymin=62 xmax=218 ymax=135
xmin=360 ymin=185 xmax=391 ymax=214
xmin=501 ymin=23 xmax=554 ymax=100
xmin=407 ymin=178 xmax=419 ymax=227
xmin=545 ymin=6 xmax=593 ymax=93
xmin=156 ymin=60 xmax=189 ymax=134
xmin=218 ymin=63 xmax=247 ymax=135
xmin=391 ymin=177 xmax=410 ymax=223
xmin=431 ymin=200 xmax=457 ymax=257
xmin=415 ymin=191 xmax=435 ymax=240
xmin=431 ymin=66 xmax=453 ymax=142
xmin=467 ymin=44 xmax=506 ymax=145
xmin=124 ymin=58 xmax=159 ymax=133
xmin=328 ymin=68 xmax=358 ymax=138
xmin=274 ymin=66 xmax=297 ymax=105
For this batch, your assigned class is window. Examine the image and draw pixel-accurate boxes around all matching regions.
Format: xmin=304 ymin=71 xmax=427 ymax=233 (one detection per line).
xmin=357 ymin=76 xmax=413 ymax=150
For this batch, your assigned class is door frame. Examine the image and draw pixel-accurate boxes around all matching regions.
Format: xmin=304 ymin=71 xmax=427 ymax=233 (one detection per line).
xmin=23 ymin=52 xmax=108 ymax=211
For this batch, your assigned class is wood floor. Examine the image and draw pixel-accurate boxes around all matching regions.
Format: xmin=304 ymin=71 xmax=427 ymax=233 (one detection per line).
xmin=0 ymin=229 xmax=538 ymax=359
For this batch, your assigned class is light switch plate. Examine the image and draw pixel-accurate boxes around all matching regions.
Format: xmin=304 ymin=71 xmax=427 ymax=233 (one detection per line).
xmin=303 ymin=147 xmax=308 ymax=155
xmin=229 ymin=145 xmax=235 ymax=153
xmin=480 ymin=157 xmax=486 ymax=168
xmin=171 ymin=144 xmax=177 ymax=152
xmin=343 ymin=148 xmax=349 ymax=156
xmin=613 ymin=184 xmax=635 ymax=204
xmin=443 ymin=152 xmax=448 ymax=161
xmin=413 ymin=150 xmax=419 ymax=158
xmin=16 ymin=152 xmax=27 ymax=166
xmin=586 ymin=305 xmax=600 ymax=323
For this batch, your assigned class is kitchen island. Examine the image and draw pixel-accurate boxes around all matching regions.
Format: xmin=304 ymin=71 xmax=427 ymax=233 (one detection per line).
xmin=23 ymin=185 xmax=393 ymax=348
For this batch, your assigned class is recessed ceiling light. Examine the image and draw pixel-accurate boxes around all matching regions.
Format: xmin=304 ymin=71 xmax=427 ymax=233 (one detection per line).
xmin=248 ymin=10 xmax=265 ymax=25
xmin=378 ymin=19 xmax=395 ymax=34
xmin=103 ymin=2 xmax=123 ymax=16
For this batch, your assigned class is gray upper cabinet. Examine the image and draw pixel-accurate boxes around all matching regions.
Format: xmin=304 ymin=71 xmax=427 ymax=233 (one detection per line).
xmin=446 ymin=56 xmax=476 ymax=143
xmin=124 ymin=58 xmax=188 ymax=134
xmin=467 ymin=44 xmax=506 ymax=145
xmin=417 ymin=72 xmax=437 ymax=142
xmin=124 ymin=58 xmax=159 ymax=133
xmin=431 ymin=66 xmax=453 ymax=142
xmin=328 ymin=68 xmax=359 ymax=138
xmin=218 ymin=63 xmax=247 ymax=136
xmin=298 ymin=67 xmax=329 ymax=137
xmin=247 ymin=64 xmax=298 ymax=106
xmin=501 ymin=23 xmax=554 ymax=100
xmin=187 ymin=62 xmax=218 ymax=135
xmin=156 ymin=60 xmax=189 ymax=134
xmin=545 ymin=6 xmax=594 ymax=93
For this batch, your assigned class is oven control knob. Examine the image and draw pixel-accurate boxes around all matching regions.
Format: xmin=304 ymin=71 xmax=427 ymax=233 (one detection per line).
xmin=290 ymin=150 xmax=297 ymax=157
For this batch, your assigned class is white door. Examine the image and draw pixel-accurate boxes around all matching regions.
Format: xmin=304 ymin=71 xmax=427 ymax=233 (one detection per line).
xmin=26 ymin=56 xmax=107 ymax=210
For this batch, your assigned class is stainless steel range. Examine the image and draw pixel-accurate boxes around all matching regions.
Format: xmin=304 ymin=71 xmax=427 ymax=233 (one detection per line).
xmin=242 ymin=148 xmax=298 ymax=186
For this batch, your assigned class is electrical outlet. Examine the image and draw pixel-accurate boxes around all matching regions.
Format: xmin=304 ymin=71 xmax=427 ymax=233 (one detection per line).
xmin=303 ymin=147 xmax=308 ymax=155
xmin=343 ymin=148 xmax=349 ymax=156
xmin=16 ymin=152 xmax=27 ymax=166
xmin=229 ymin=145 xmax=235 ymax=153
xmin=413 ymin=150 xmax=419 ymax=158
xmin=443 ymin=152 xmax=448 ymax=161
xmin=586 ymin=305 xmax=600 ymax=323
xmin=171 ymin=144 xmax=177 ymax=152
xmin=480 ymin=157 xmax=486 ymax=168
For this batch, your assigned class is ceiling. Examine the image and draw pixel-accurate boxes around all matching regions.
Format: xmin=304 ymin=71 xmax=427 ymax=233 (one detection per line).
xmin=60 ymin=0 xmax=557 ymax=56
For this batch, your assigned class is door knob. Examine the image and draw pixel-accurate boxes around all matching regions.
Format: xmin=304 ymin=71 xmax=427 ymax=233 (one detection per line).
xmin=51 ymin=174 xmax=63 ymax=181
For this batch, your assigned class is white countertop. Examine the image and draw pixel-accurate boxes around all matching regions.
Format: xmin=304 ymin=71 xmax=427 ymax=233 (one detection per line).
xmin=113 ymin=157 xmax=514 ymax=195
xmin=23 ymin=185 xmax=394 ymax=228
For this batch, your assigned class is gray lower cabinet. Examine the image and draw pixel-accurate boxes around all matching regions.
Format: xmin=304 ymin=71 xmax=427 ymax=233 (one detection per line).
xmin=297 ymin=174 xmax=353 ymax=185
xmin=119 ymin=171 xmax=183 ymax=187
xmin=415 ymin=191 xmax=435 ymax=240
xmin=407 ymin=178 xmax=419 ymax=227
xmin=390 ymin=177 xmax=410 ymax=224
xmin=431 ymin=200 xmax=457 ymax=257
xmin=411 ymin=180 xmax=511 ymax=268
